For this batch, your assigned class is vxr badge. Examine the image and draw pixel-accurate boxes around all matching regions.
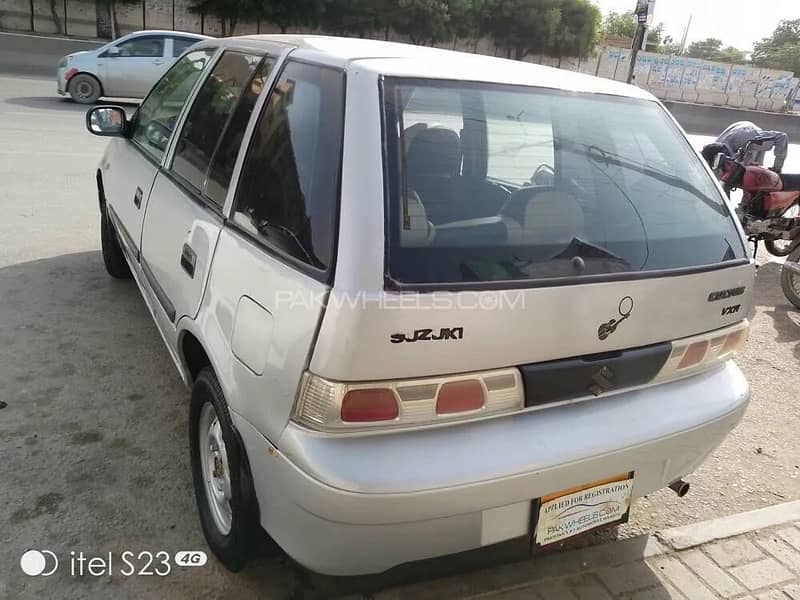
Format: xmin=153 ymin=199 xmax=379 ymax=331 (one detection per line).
xmin=597 ymin=296 xmax=634 ymax=341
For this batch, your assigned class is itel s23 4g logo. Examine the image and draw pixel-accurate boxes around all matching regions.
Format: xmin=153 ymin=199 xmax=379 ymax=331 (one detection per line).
xmin=390 ymin=327 xmax=464 ymax=344
xmin=598 ymin=296 xmax=634 ymax=341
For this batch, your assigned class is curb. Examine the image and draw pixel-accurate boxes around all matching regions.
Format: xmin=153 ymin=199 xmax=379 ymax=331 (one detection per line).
xmin=371 ymin=500 xmax=800 ymax=600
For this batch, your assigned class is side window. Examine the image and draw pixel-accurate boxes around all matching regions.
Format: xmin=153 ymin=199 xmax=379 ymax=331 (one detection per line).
xmin=233 ymin=62 xmax=345 ymax=271
xmin=204 ymin=57 xmax=276 ymax=206
xmin=170 ymin=51 xmax=262 ymax=202
xmin=172 ymin=37 xmax=198 ymax=58
xmin=114 ymin=36 xmax=164 ymax=57
xmin=131 ymin=49 xmax=215 ymax=162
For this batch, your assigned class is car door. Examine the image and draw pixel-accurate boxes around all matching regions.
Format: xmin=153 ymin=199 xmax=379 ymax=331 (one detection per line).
xmin=139 ymin=51 xmax=276 ymax=343
xmin=103 ymin=48 xmax=215 ymax=267
xmin=99 ymin=35 xmax=168 ymax=98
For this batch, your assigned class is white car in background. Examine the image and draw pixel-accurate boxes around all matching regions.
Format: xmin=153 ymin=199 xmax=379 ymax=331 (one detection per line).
xmin=57 ymin=29 xmax=208 ymax=103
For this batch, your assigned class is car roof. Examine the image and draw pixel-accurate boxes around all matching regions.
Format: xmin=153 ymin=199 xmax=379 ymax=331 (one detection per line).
xmin=128 ymin=29 xmax=210 ymax=38
xmin=223 ymin=34 xmax=654 ymax=101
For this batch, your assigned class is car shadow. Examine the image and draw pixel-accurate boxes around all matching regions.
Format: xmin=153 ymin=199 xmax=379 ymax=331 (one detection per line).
xmin=4 ymin=95 xmax=139 ymax=114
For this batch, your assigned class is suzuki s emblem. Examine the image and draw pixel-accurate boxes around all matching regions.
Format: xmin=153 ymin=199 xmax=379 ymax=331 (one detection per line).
xmin=588 ymin=365 xmax=615 ymax=397
xmin=597 ymin=296 xmax=634 ymax=341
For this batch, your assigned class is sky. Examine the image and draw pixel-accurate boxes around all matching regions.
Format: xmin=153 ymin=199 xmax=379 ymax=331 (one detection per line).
xmin=592 ymin=0 xmax=800 ymax=51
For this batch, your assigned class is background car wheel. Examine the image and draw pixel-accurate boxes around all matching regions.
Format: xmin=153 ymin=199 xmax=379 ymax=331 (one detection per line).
xmin=781 ymin=248 xmax=800 ymax=309
xmin=100 ymin=206 xmax=132 ymax=279
xmin=190 ymin=367 xmax=262 ymax=572
xmin=68 ymin=73 xmax=101 ymax=104
xmin=764 ymin=238 xmax=795 ymax=257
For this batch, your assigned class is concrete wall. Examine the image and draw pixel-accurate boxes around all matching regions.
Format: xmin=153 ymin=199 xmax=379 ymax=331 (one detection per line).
xmin=663 ymin=101 xmax=800 ymax=139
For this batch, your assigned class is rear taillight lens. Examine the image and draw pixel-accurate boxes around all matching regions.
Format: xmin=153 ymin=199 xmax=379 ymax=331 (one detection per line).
xmin=656 ymin=320 xmax=749 ymax=382
xmin=436 ymin=380 xmax=484 ymax=414
xmin=293 ymin=368 xmax=523 ymax=432
xmin=341 ymin=389 xmax=398 ymax=422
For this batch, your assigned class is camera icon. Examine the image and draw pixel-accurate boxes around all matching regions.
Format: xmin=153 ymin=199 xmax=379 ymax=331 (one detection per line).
xmin=20 ymin=550 xmax=58 ymax=576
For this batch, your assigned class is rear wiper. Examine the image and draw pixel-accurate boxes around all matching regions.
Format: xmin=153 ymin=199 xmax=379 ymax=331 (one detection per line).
xmin=558 ymin=139 xmax=727 ymax=216
xmin=553 ymin=237 xmax=634 ymax=271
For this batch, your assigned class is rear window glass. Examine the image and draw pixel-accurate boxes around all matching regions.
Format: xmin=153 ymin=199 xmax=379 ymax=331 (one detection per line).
xmin=383 ymin=79 xmax=746 ymax=286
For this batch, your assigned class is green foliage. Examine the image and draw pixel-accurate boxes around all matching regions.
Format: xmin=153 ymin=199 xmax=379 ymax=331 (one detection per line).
xmin=686 ymin=38 xmax=747 ymax=64
xmin=482 ymin=0 xmax=600 ymax=60
xmin=601 ymin=9 xmax=663 ymax=52
xmin=389 ymin=0 xmax=451 ymax=45
xmin=752 ymin=19 xmax=800 ymax=76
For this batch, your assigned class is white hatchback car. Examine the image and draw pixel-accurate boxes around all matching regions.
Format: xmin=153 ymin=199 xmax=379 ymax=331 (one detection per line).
xmin=57 ymin=29 xmax=208 ymax=103
xmin=86 ymin=35 xmax=754 ymax=575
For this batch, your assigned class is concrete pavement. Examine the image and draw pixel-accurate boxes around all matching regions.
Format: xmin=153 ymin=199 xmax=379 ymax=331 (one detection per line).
xmin=375 ymin=502 xmax=800 ymax=600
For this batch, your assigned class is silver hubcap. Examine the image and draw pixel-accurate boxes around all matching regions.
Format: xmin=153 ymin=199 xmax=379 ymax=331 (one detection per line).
xmin=75 ymin=80 xmax=93 ymax=99
xmin=199 ymin=403 xmax=233 ymax=535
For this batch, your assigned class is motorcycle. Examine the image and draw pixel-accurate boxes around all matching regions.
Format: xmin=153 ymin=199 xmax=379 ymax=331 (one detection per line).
xmin=712 ymin=136 xmax=800 ymax=308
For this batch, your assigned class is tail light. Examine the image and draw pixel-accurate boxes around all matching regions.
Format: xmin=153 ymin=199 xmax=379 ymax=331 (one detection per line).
xmin=656 ymin=320 xmax=749 ymax=382
xmin=293 ymin=368 xmax=523 ymax=432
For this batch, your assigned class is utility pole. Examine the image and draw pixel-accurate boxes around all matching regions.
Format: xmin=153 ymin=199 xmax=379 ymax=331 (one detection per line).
xmin=626 ymin=0 xmax=653 ymax=83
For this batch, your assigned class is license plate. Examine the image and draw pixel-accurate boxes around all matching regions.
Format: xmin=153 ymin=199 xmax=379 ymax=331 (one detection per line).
xmin=532 ymin=473 xmax=633 ymax=547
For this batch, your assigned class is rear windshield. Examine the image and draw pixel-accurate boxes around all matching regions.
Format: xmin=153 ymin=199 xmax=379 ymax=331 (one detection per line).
xmin=382 ymin=78 xmax=746 ymax=286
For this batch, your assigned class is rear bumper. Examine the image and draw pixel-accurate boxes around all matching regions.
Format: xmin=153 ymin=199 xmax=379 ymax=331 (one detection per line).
xmin=235 ymin=361 xmax=749 ymax=575
xmin=56 ymin=67 xmax=67 ymax=95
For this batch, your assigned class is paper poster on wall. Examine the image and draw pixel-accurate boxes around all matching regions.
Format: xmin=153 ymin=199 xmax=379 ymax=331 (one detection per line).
xmin=632 ymin=52 xmax=653 ymax=83
xmin=647 ymin=54 xmax=670 ymax=87
xmin=726 ymin=66 xmax=748 ymax=95
xmin=697 ymin=61 xmax=730 ymax=91
xmin=681 ymin=58 xmax=702 ymax=88
xmin=740 ymin=68 xmax=762 ymax=96
xmin=665 ymin=56 xmax=686 ymax=88
xmin=596 ymin=48 xmax=621 ymax=79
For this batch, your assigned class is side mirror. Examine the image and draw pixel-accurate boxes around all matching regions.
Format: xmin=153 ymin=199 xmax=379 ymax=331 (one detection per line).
xmin=86 ymin=106 xmax=128 ymax=137
xmin=106 ymin=46 xmax=121 ymax=57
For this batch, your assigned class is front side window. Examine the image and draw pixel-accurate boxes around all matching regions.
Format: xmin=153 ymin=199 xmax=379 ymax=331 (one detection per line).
xmin=170 ymin=51 xmax=263 ymax=201
xmin=113 ymin=36 xmax=164 ymax=57
xmin=383 ymin=79 xmax=746 ymax=285
xmin=233 ymin=61 xmax=345 ymax=272
xmin=131 ymin=49 xmax=215 ymax=162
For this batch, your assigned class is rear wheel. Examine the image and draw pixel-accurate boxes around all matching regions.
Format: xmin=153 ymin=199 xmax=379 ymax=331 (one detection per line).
xmin=765 ymin=238 xmax=796 ymax=257
xmin=100 ymin=206 xmax=132 ymax=279
xmin=190 ymin=368 xmax=262 ymax=572
xmin=781 ymin=247 xmax=800 ymax=309
xmin=69 ymin=73 xmax=101 ymax=104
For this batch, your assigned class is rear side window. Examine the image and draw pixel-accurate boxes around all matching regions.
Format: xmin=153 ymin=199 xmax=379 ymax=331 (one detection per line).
xmin=131 ymin=48 xmax=214 ymax=162
xmin=204 ymin=57 xmax=275 ymax=206
xmin=232 ymin=61 xmax=344 ymax=272
xmin=171 ymin=51 xmax=262 ymax=203
xmin=383 ymin=79 xmax=746 ymax=286
xmin=172 ymin=37 xmax=198 ymax=57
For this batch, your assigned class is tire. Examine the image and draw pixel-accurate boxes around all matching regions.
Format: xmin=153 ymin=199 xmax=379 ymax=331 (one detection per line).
xmin=781 ymin=248 xmax=800 ymax=309
xmin=100 ymin=206 xmax=132 ymax=279
xmin=190 ymin=367 xmax=261 ymax=572
xmin=765 ymin=238 xmax=795 ymax=257
xmin=68 ymin=73 xmax=101 ymax=104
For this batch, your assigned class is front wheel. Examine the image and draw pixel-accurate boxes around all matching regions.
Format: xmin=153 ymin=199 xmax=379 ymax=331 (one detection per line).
xmin=781 ymin=247 xmax=800 ymax=309
xmin=765 ymin=237 xmax=796 ymax=257
xmin=68 ymin=73 xmax=101 ymax=104
xmin=189 ymin=368 xmax=261 ymax=572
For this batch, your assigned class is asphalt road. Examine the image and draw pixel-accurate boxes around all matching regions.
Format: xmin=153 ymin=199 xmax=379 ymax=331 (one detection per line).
xmin=1 ymin=73 xmax=800 ymax=600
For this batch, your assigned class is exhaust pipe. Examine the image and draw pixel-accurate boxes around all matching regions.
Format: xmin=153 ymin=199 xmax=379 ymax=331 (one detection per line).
xmin=669 ymin=479 xmax=690 ymax=498
xmin=783 ymin=261 xmax=800 ymax=276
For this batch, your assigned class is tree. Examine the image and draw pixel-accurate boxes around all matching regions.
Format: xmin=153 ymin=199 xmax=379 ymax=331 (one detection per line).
xmin=717 ymin=45 xmax=747 ymax=63
xmin=686 ymin=37 xmax=723 ymax=60
xmin=602 ymin=9 xmax=663 ymax=52
xmin=190 ymin=0 xmax=260 ymax=35
xmin=320 ymin=0 xmax=386 ymax=37
xmin=482 ymin=0 xmax=599 ymax=60
xmin=752 ymin=19 xmax=800 ymax=76
xmin=388 ymin=0 xmax=451 ymax=46
xmin=258 ymin=0 xmax=324 ymax=34
xmin=447 ymin=0 xmax=485 ymax=49
xmin=96 ymin=0 xmax=140 ymax=38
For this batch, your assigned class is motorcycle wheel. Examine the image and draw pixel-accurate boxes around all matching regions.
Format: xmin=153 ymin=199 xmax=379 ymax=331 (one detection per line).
xmin=780 ymin=247 xmax=800 ymax=309
xmin=765 ymin=238 xmax=796 ymax=257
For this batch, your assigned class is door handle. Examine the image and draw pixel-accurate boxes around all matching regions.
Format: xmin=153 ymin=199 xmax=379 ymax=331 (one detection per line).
xmin=180 ymin=243 xmax=196 ymax=278
xmin=153 ymin=60 xmax=164 ymax=66
xmin=133 ymin=187 xmax=143 ymax=208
